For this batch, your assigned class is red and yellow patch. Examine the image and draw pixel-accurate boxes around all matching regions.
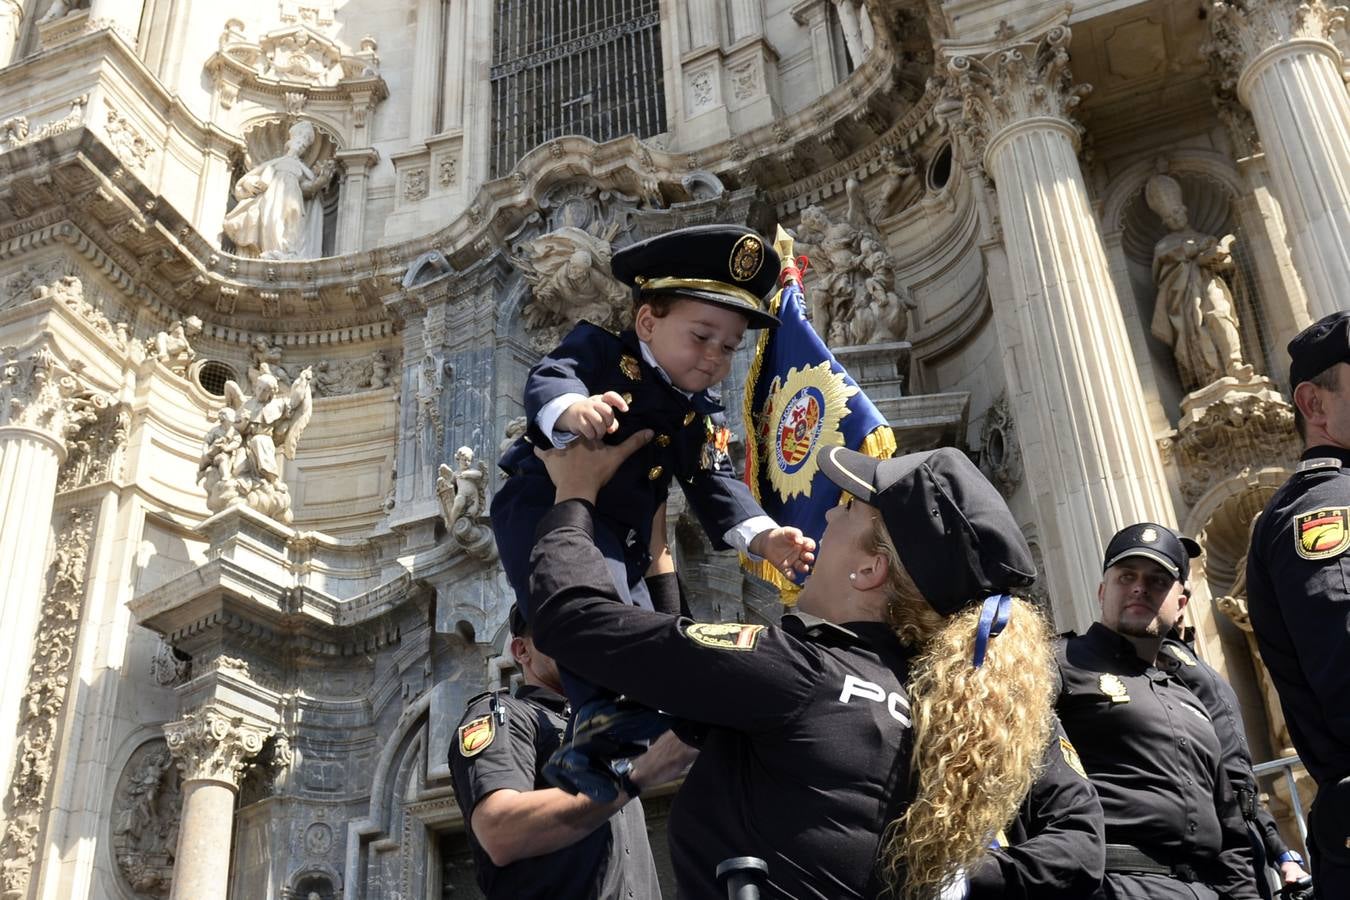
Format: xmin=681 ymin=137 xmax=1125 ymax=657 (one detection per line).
xmin=1295 ymin=507 xmax=1350 ymax=560
xmin=458 ymin=715 xmax=495 ymax=757
xmin=685 ymin=622 xmax=764 ymax=651
xmin=1059 ymin=736 xmax=1088 ymax=780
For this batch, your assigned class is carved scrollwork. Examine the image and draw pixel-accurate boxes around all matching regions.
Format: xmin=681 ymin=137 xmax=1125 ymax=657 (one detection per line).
xmin=163 ymin=707 xmax=270 ymax=787
xmin=979 ymin=393 xmax=1023 ymax=498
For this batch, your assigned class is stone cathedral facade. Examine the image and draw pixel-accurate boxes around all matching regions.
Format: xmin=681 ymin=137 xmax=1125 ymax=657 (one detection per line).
xmin=0 ymin=0 xmax=1344 ymax=896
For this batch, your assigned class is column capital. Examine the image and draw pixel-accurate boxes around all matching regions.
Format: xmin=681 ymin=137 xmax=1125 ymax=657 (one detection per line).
xmin=940 ymin=24 xmax=1092 ymax=171
xmin=164 ymin=707 xmax=270 ymax=788
xmin=0 ymin=344 xmax=90 ymax=456
xmin=1208 ymin=0 xmax=1348 ymax=99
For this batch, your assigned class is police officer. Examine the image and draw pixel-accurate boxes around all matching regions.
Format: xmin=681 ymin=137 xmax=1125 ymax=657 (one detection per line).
xmin=1246 ymin=310 xmax=1350 ymax=898
xmin=1056 ymin=522 xmax=1258 ymax=899
xmin=1160 ymin=608 xmax=1311 ymax=898
xmin=448 ymin=606 xmax=688 ymax=899
xmin=530 ymin=436 xmax=1105 ymax=899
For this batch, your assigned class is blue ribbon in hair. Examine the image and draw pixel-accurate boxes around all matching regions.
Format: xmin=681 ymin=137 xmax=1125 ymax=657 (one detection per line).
xmin=972 ymin=593 xmax=1013 ymax=668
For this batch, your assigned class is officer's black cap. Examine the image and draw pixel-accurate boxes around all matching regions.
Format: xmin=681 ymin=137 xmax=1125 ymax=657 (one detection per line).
xmin=816 ymin=446 xmax=1037 ymax=616
xmin=1102 ymin=522 xmax=1201 ymax=583
xmin=610 ymin=225 xmax=781 ymax=329
xmin=1288 ymin=311 xmax=1350 ymax=387
xmin=508 ymin=604 xmax=529 ymax=637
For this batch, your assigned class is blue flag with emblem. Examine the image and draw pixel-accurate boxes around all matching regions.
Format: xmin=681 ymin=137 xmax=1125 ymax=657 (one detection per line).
xmin=742 ymin=225 xmax=897 ymax=598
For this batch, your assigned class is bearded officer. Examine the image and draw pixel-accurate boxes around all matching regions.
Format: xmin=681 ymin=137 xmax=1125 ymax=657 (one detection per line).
xmin=1056 ymin=523 xmax=1258 ymax=899
xmin=1246 ymin=311 xmax=1350 ymax=898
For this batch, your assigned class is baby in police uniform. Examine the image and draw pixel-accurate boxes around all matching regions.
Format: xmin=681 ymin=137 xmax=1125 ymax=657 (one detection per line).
xmin=491 ymin=224 xmax=815 ymax=802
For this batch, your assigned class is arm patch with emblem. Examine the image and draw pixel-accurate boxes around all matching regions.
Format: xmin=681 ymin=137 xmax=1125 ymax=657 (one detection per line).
xmin=1059 ymin=735 xmax=1088 ymax=780
xmin=458 ymin=714 xmax=495 ymax=757
xmin=1295 ymin=507 xmax=1350 ymax=559
xmin=684 ymin=622 xmax=764 ymax=651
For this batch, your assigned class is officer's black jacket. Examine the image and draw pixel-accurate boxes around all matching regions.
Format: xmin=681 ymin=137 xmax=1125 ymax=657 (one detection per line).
xmin=531 ymin=499 xmax=1106 ymax=899
xmin=967 ymin=720 xmax=1106 ymax=899
xmin=497 ymin=322 xmax=763 ymax=552
xmin=448 ymin=683 xmax=659 ymax=899
xmin=1246 ymin=446 xmax=1350 ymax=789
xmin=1159 ymin=637 xmax=1291 ymax=861
xmin=1055 ymin=624 xmax=1259 ymax=900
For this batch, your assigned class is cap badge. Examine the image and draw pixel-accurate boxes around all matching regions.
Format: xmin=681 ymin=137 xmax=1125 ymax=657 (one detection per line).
xmin=458 ymin=714 xmax=495 ymax=757
xmin=1294 ymin=507 xmax=1350 ymax=560
xmin=1140 ymin=527 xmax=1158 ymax=543
xmin=685 ymin=622 xmax=765 ymax=651
xmin=620 ymin=353 xmax=642 ymax=382
xmin=729 ymin=234 xmax=765 ymax=282
xmin=1098 ymin=673 xmax=1131 ymax=704
xmin=757 ymin=361 xmax=857 ymax=502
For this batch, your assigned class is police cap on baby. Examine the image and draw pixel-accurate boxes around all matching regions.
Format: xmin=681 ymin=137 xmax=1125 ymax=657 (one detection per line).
xmin=816 ymin=446 xmax=1037 ymax=616
xmin=1288 ymin=311 xmax=1350 ymax=387
xmin=610 ymin=224 xmax=781 ymax=329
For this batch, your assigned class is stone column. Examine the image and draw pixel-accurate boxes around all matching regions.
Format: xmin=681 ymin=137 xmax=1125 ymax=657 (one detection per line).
xmin=0 ymin=345 xmax=81 ymax=788
xmin=408 ymin=0 xmax=444 ymax=141
xmin=0 ymin=0 xmax=22 ymax=68
xmin=334 ymin=148 xmax=379 ymax=254
xmin=164 ymin=707 xmax=269 ymax=900
xmin=1209 ymin=0 xmax=1350 ymax=321
xmin=944 ymin=25 xmax=1178 ymax=628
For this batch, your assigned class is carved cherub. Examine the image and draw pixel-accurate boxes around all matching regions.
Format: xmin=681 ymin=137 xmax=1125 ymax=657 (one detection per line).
xmin=436 ymin=446 xmax=487 ymax=533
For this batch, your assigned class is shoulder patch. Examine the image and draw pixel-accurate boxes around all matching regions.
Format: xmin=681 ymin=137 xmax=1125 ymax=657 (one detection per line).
xmin=458 ymin=714 xmax=495 ymax=757
xmin=1164 ymin=643 xmax=1198 ymax=667
xmin=685 ymin=622 xmax=765 ymax=651
xmin=1294 ymin=507 xmax=1350 ymax=560
xmin=1059 ymin=736 xmax=1088 ymax=780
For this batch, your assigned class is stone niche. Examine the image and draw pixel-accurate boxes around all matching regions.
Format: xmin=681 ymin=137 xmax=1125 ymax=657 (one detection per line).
xmin=110 ymin=739 xmax=183 ymax=899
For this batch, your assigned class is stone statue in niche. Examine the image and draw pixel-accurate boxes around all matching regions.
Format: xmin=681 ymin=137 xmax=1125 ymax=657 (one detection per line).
xmin=1145 ymin=174 xmax=1254 ymax=390
xmin=793 ymin=180 xmax=913 ymax=347
xmin=36 ymin=0 xmax=87 ymax=24
xmin=110 ymin=741 xmax=181 ymax=897
xmin=199 ymin=365 xmax=314 ymax=524
xmin=147 ymin=316 xmax=203 ymax=375
xmin=222 ymin=120 xmax=335 ymax=260
xmin=513 ymin=226 xmax=631 ymax=351
xmin=436 ymin=447 xmax=496 ymax=561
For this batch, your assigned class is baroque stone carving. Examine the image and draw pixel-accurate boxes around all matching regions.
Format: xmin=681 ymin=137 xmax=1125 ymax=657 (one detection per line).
xmin=111 ymin=740 xmax=182 ymax=898
xmin=403 ymin=168 xmax=429 ymax=202
xmin=213 ymin=18 xmax=382 ymax=87
xmin=944 ymin=25 xmax=1091 ymax=166
xmin=57 ymin=388 xmax=130 ymax=492
xmin=979 ymin=394 xmax=1023 ymax=497
xmin=32 ymin=275 xmax=129 ymax=352
xmin=435 ymin=447 xmax=497 ymax=562
xmin=104 ymin=101 xmax=156 ymax=171
xmin=0 ymin=506 xmax=96 ymax=899
xmin=198 ymin=366 xmax=314 ymax=524
xmin=223 ymin=120 xmax=337 ymax=260
xmin=249 ymin=336 xmax=291 ymax=391
xmin=512 ymin=225 xmax=631 ymax=352
xmin=415 ymin=348 xmax=449 ymax=456
xmin=147 ymin=316 xmax=203 ymax=375
xmin=164 ymin=707 xmax=269 ymax=785
xmin=312 ymin=349 xmax=393 ymax=396
xmin=0 ymin=343 xmax=85 ymax=443
xmin=36 ymin=0 xmax=87 ymax=24
xmin=0 ymin=94 xmax=86 ymax=150
xmin=499 ymin=416 xmax=528 ymax=456
xmin=150 ymin=638 xmax=191 ymax=687
xmin=872 ymin=146 xmax=918 ymax=219
xmin=1207 ymin=0 xmax=1348 ymax=90
xmin=1157 ymin=382 xmax=1299 ymax=506
xmin=833 ymin=0 xmax=876 ymax=64
xmin=792 ymin=179 xmax=915 ymax=347
xmin=1145 ymin=174 xmax=1254 ymax=390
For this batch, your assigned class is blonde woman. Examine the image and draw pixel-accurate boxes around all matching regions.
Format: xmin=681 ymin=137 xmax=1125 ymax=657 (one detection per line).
xmin=530 ymin=438 xmax=1102 ymax=898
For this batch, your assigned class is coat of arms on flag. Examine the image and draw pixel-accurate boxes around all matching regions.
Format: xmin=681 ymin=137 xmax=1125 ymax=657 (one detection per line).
xmin=742 ymin=226 xmax=896 ymax=597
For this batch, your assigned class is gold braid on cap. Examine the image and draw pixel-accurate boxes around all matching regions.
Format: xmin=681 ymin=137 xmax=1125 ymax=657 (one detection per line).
xmin=637 ymin=277 xmax=764 ymax=310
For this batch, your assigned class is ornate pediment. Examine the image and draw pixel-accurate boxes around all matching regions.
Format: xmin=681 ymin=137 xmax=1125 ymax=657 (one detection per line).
xmin=211 ymin=20 xmax=381 ymax=90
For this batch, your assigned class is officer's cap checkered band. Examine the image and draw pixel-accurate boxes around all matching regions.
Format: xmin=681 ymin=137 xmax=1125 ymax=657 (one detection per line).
xmin=1102 ymin=523 xmax=1202 ymax=583
xmin=1288 ymin=311 xmax=1350 ymax=387
xmin=817 ymin=447 xmax=1037 ymax=617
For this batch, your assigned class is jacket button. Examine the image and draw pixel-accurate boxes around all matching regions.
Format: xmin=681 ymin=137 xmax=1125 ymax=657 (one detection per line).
xmin=655 ymin=434 xmax=671 ymax=447
xmin=621 ymin=392 xmax=634 ymax=406
xmin=683 ymin=411 xmax=696 ymax=426
xmin=647 ymin=465 xmax=663 ymax=480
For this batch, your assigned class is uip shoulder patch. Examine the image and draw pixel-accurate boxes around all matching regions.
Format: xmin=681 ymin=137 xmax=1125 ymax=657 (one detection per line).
xmin=685 ymin=622 xmax=765 ymax=651
xmin=458 ymin=714 xmax=495 ymax=757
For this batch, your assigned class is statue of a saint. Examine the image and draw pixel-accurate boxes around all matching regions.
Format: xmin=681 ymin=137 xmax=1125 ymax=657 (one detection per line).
xmin=148 ymin=316 xmax=203 ymax=374
xmin=513 ymin=226 xmax=630 ymax=349
xmin=222 ymin=120 xmax=334 ymax=260
xmin=1145 ymin=174 xmax=1254 ymax=389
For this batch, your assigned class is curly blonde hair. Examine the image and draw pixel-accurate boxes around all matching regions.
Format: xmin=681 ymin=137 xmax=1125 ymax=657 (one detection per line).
xmin=868 ymin=518 xmax=1056 ymax=899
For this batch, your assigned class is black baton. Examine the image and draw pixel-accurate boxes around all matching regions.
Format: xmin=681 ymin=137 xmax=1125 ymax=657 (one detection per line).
xmin=717 ymin=856 xmax=768 ymax=900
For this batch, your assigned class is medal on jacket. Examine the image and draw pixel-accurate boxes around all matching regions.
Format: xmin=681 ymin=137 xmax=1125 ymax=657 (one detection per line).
xmin=1098 ymin=673 xmax=1131 ymax=703
xmin=700 ymin=417 xmax=732 ymax=470
xmin=620 ymin=354 xmax=642 ymax=382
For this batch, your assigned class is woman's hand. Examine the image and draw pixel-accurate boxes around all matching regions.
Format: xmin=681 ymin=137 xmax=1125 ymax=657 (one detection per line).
xmin=535 ymin=429 xmax=653 ymax=504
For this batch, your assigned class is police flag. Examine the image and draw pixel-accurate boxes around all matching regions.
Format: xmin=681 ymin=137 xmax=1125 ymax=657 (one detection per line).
xmin=742 ymin=225 xmax=897 ymax=597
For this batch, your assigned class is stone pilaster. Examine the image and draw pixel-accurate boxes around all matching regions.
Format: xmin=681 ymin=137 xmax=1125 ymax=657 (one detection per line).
xmin=1208 ymin=0 xmax=1350 ymax=320
xmin=943 ymin=24 xmax=1178 ymax=628
xmin=408 ymin=0 xmax=443 ymax=141
xmin=164 ymin=707 xmax=269 ymax=900
xmin=335 ymin=148 xmax=379 ymax=255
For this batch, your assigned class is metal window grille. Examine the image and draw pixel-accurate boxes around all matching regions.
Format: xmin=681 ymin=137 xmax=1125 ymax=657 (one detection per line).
xmin=489 ymin=0 xmax=666 ymax=178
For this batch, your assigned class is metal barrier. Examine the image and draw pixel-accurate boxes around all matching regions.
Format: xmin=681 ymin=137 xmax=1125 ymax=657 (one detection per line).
xmin=1252 ymin=755 xmax=1309 ymax=850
